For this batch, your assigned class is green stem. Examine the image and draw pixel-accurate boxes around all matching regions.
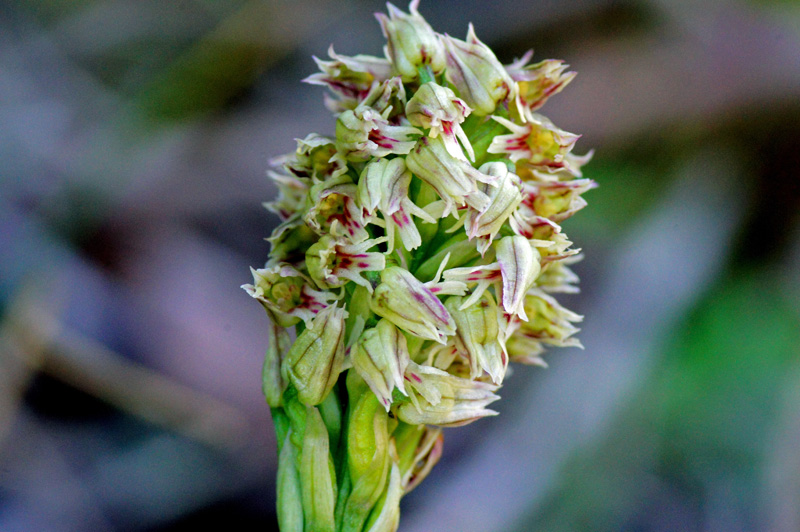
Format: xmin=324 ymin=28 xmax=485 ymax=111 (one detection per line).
xmin=272 ymin=407 xmax=291 ymax=454
xmin=417 ymin=64 xmax=435 ymax=85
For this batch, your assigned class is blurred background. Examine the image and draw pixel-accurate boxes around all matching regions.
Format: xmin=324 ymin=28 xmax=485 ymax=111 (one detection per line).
xmin=2 ymin=0 xmax=799 ymax=530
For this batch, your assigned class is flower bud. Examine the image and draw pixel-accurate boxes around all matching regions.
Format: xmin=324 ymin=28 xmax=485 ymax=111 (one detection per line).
xmin=406 ymin=82 xmax=474 ymax=161
xmin=283 ymin=303 xmax=348 ymax=405
xmin=446 ymin=294 xmax=505 ymax=384
xmin=398 ymin=361 xmax=500 ymax=426
xmin=352 ymin=319 xmax=410 ymax=409
xmin=371 ymin=266 xmax=456 ymax=344
xmin=442 ymin=24 xmax=514 ymax=116
xmin=358 ymin=157 xmax=407 ymax=216
xmin=342 ymin=375 xmax=391 ymax=530
xmin=360 ymin=76 xmax=407 ymax=118
xmin=300 ymin=406 xmax=337 ymax=532
xmin=243 ymin=262 xmax=336 ymax=327
xmin=376 ymin=0 xmax=446 ymax=81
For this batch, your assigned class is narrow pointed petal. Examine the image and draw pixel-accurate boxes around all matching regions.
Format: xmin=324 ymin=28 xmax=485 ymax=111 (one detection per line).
xmin=283 ymin=303 xmax=348 ymax=405
xmin=496 ymin=235 xmax=541 ymax=320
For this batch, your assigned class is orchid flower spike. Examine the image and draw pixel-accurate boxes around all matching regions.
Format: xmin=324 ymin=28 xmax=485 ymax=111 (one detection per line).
xmin=244 ymin=2 xmax=594 ymax=529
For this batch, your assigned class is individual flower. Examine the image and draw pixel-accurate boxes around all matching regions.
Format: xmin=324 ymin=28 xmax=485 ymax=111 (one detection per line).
xmin=516 ymin=288 xmax=583 ymax=348
xmin=243 ymin=262 xmax=336 ymax=327
xmin=461 ymin=162 xmax=523 ymax=253
xmin=304 ymin=46 xmax=393 ymax=112
xmin=445 ymin=293 xmax=506 ymax=384
xmin=496 ymin=235 xmax=543 ymax=318
xmin=405 ymin=82 xmax=474 ymax=161
xmin=336 ymin=104 xmax=421 ymax=161
xmin=265 ymin=215 xmax=319 ymax=265
xmin=376 ymin=0 xmax=446 ymax=81
xmin=398 ymin=361 xmax=500 ymax=426
xmin=442 ymin=24 xmax=515 ymax=116
xmin=371 ymin=266 xmax=462 ymax=344
xmin=488 ymin=113 xmax=582 ymax=173
xmin=536 ymin=255 xmax=581 ymax=294
xmin=444 ymin=235 xmax=542 ymax=321
xmin=305 ymin=174 xmax=369 ymax=242
xmin=506 ymin=50 xmax=576 ymax=119
xmin=285 ymin=134 xmax=349 ymax=181
xmin=352 ymin=319 xmax=410 ymax=409
xmin=501 ymin=314 xmax=547 ymax=367
xmin=521 ymin=178 xmax=597 ymax=222
xmin=361 ymin=76 xmax=409 ymax=120
xmin=306 ymin=235 xmax=386 ymax=292
xmin=516 ymin=150 xmax=595 ymax=182
xmin=405 ymin=135 xmax=497 ymax=216
xmin=264 ymin=170 xmax=309 ymax=221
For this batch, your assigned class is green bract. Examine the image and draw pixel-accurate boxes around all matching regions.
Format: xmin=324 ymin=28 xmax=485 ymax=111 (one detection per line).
xmin=242 ymin=2 xmax=594 ymax=530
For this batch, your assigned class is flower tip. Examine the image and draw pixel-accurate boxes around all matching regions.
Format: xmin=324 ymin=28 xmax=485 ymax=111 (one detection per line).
xmin=385 ymin=2 xmax=403 ymax=18
xmin=518 ymin=49 xmax=534 ymax=64
xmin=466 ymin=22 xmax=478 ymax=41
xmin=375 ymin=10 xmax=389 ymax=28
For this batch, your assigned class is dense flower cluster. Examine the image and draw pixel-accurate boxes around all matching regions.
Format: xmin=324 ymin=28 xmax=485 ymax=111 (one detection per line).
xmin=244 ymin=2 xmax=594 ymax=530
